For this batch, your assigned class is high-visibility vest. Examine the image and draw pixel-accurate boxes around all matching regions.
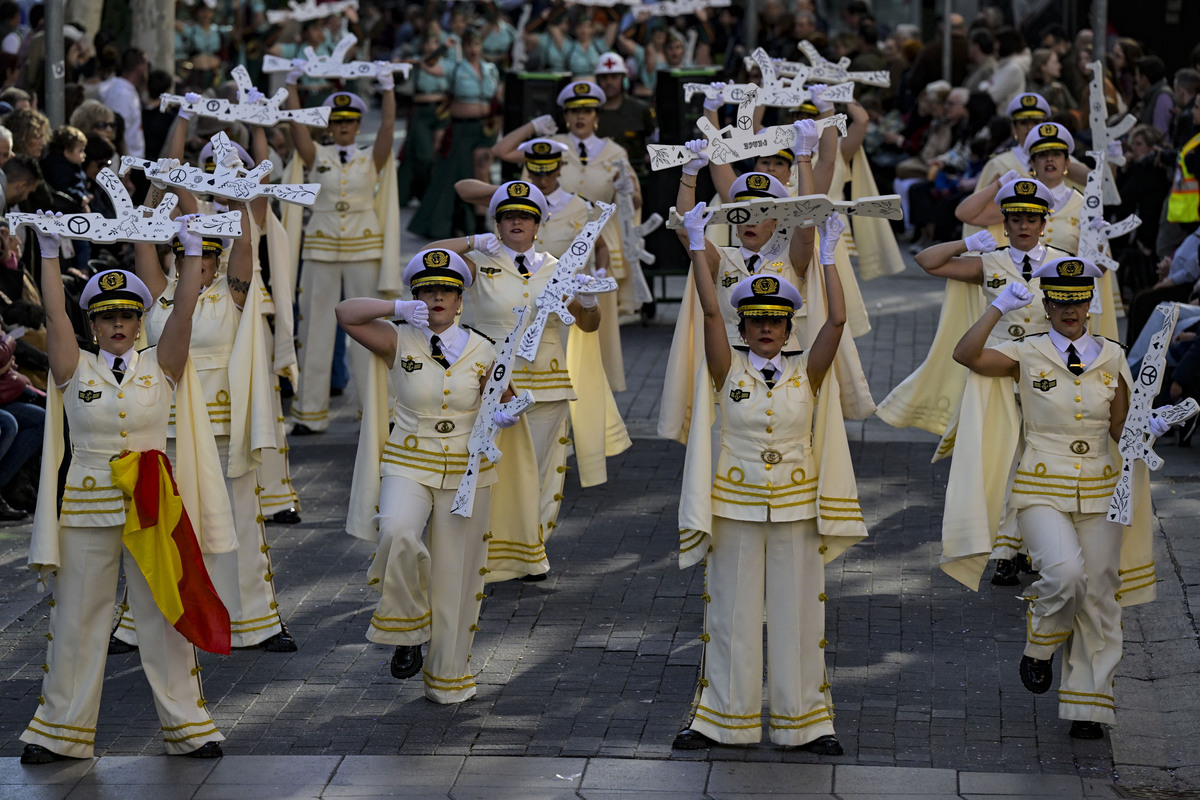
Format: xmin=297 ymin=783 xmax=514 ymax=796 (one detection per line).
xmin=1167 ymin=133 xmax=1200 ymax=223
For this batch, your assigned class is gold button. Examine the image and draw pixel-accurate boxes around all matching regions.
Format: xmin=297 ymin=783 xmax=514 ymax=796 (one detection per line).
xmin=765 ymin=464 xmax=772 ymax=471
xmin=766 ymin=410 xmax=773 ymax=416
xmin=117 ymin=392 xmax=124 ymax=399
xmin=445 ymin=371 xmax=451 ymax=377
xmin=523 ymin=292 xmax=529 ymax=298
xmin=443 ymin=389 xmax=451 ymax=395
xmin=442 ymin=404 xmax=448 ymax=410
xmin=119 ymin=411 xmax=126 ymax=418
xmin=120 ymin=430 xmax=127 ymax=437
xmin=1075 ymin=396 xmax=1082 ymax=402
xmin=444 ymin=445 xmax=450 ymax=452
xmin=765 ymin=426 xmax=773 ymax=433
xmin=766 ymin=391 xmax=772 ymax=398
xmin=1074 ymin=379 xmax=1081 ymax=385
xmin=1075 ymin=413 xmax=1082 ymax=420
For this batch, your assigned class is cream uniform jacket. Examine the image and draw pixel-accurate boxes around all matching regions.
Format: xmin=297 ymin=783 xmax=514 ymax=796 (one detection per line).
xmin=978 ymin=246 xmax=1072 ymax=342
xmin=302 ymin=144 xmax=385 ymax=263
xmin=58 ymin=350 xmax=170 ymax=526
xmin=712 ymin=350 xmax=817 ymax=522
xmin=382 ymin=324 xmax=498 ymax=491
xmin=462 ymin=249 xmax=575 ymax=402
xmin=992 ymin=334 xmax=1122 ymax=514
xmin=553 ymin=135 xmax=630 ymax=278
xmin=536 ymin=193 xmax=594 ymax=257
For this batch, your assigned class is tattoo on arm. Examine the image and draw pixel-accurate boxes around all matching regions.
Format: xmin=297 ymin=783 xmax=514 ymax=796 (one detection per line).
xmin=227 ymin=276 xmax=251 ymax=294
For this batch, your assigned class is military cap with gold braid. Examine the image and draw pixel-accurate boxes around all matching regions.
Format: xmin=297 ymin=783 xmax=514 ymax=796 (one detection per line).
xmin=518 ymin=138 xmax=570 ymax=174
xmin=1005 ymin=92 xmax=1051 ymax=121
xmin=729 ymin=274 xmax=803 ymax=316
xmin=754 ymin=128 xmax=796 ymax=164
xmin=79 ymin=269 xmax=154 ymax=315
xmin=994 ymin=177 xmax=1053 ymax=215
xmin=172 ymin=236 xmax=227 ymax=258
xmin=729 ymin=171 xmax=790 ymax=203
xmin=1032 ymin=256 xmax=1103 ymax=304
xmin=402 ymin=248 xmax=473 ymax=292
xmin=1024 ymin=121 xmax=1074 ymax=157
xmin=488 ymin=180 xmax=548 ymax=222
xmin=556 ymin=80 xmax=606 ymax=110
xmin=323 ymin=91 xmax=367 ymax=123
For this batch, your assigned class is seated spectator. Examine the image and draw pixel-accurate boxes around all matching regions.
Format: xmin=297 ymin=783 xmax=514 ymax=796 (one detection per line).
xmin=1127 ymin=228 xmax=1200 ymax=348
xmin=69 ymin=99 xmax=117 ymax=145
xmin=0 ymin=152 xmax=39 ymax=214
xmin=4 ymin=108 xmax=50 ymax=158
xmin=0 ymin=327 xmax=44 ymax=519
xmin=1027 ymin=48 xmax=1078 ymax=118
xmin=1135 ymin=56 xmax=1174 ymax=138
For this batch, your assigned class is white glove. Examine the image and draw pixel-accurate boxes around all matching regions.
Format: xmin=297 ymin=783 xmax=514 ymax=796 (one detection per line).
xmin=473 ymin=233 xmax=502 ymax=256
xmin=574 ymin=273 xmax=600 ymax=308
xmin=809 ymin=83 xmax=833 ymax=113
xmin=682 ymin=202 xmax=711 ymax=251
xmin=964 ymin=230 xmax=997 ymax=253
xmin=702 ymin=82 xmax=726 ymax=111
xmin=530 ymin=114 xmax=558 ymax=136
xmin=614 ymin=171 xmax=635 ymax=195
xmin=245 ymin=88 xmax=266 ymax=104
xmin=1087 ymin=216 xmax=1110 ymax=231
xmin=991 ymin=282 xmax=1033 ymax=315
xmin=493 ymin=408 xmax=519 ymax=429
xmin=35 ymin=210 xmax=61 ymax=259
xmin=593 ymin=267 xmax=607 ymax=280
xmin=286 ymin=58 xmax=306 ymax=85
xmin=376 ymin=62 xmax=395 ymax=91
xmin=1149 ymin=410 xmax=1172 ymax=438
xmin=793 ymin=119 xmax=818 ymax=156
xmin=176 ymin=215 xmax=204 ymax=257
xmin=393 ymin=299 xmax=429 ymax=328
xmin=177 ymin=91 xmax=203 ymax=120
xmin=819 ymin=212 xmax=845 ymax=264
xmin=998 ymin=169 xmax=1021 ymax=187
xmin=682 ymin=138 xmax=709 ymax=176
xmin=1107 ymin=140 xmax=1124 ymax=158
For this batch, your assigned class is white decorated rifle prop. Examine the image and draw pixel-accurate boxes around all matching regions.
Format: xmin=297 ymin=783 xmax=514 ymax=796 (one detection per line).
xmin=667 ymin=193 xmax=902 ymax=231
xmin=773 ymin=41 xmax=891 ymax=88
xmin=515 ymin=203 xmax=618 ymax=363
xmin=120 ymin=133 xmax=322 ymax=207
xmin=160 ymin=66 xmax=331 ymax=128
xmin=1076 ymin=149 xmax=1140 ymax=273
xmin=685 ymin=47 xmax=856 ymax=109
xmin=648 ymin=88 xmax=846 ymax=171
xmin=615 ymin=161 xmax=659 ymax=305
xmin=1108 ymin=302 xmax=1200 ymax=525
xmin=263 ymin=34 xmax=411 ymax=82
xmin=451 ymin=306 xmax=537 ymax=519
xmin=1086 ymin=59 xmax=1134 ymax=206
xmin=509 ymin=4 xmax=533 ymax=71
xmin=6 ymin=169 xmax=242 ymax=243
xmin=266 ymin=0 xmax=357 ymax=24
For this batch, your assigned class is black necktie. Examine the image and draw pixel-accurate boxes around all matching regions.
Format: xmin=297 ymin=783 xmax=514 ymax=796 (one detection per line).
xmin=745 ymin=254 xmax=760 ymax=273
xmin=339 ymin=148 xmax=349 ymax=164
xmin=1066 ymin=343 xmax=1085 ymax=376
xmin=1022 ymin=254 xmax=1032 ymax=282
xmin=111 ymin=357 xmax=125 ymax=384
xmin=761 ymin=365 xmax=776 ymax=388
xmin=429 ymin=335 xmax=451 ymax=369
xmin=578 ymin=141 xmax=588 ymax=165
xmin=515 ymin=254 xmax=530 ymax=278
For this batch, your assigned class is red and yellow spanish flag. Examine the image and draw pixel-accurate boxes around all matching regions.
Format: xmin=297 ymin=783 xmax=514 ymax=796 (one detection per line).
xmin=110 ymin=450 xmax=231 ymax=655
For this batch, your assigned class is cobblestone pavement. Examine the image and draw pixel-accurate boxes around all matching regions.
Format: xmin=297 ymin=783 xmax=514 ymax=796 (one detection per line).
xmin=1 ymin=242 xmax=1198 ymax=798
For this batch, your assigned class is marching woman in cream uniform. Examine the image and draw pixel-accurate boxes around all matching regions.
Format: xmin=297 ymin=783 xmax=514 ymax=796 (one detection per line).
xmin=125 ymin=220 xmax=296 ymax=651
xmin=947 ymin=257 xmax=1167 ymax=739
xmin=882 ymin=178 xmax=1071 ymax=585
xmin=672 ymin=203 xmax=866 ymax=753
xmin=340 ymin=250 xmax=510 ymax=702
xmin=429 ymin=181 xmax=604 ymax=581
xmin=284 ymin=68 xmax=402 ymax=435
xmin=21 ymin=219 xmax=227 ymax=763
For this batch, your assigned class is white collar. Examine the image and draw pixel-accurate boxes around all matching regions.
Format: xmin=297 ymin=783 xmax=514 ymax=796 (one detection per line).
xmin=1007 ymin=243 xmax=1046 ymax=267
xmin=1013 ymin=146 xmax=1031 ymax=170
xmin=570 ymin=133 xmax=602 ymax=158
xmin=545 ymin=187 xmax=572 ymax=214
xmin=501 ymin=243 xmax=540 ymax=272
xmin=739 ymin=246 xmax=765 ymax=269
xmin=1047 ymin=327 xmax=1099 ymax=365
xmin=99 ymin=348 xmax=135 ymax=371
xmin=423 ymin=324 xmax=467 ymax=364
xmin=1047 ymin=181 xmax=1075 ymax=211
xmin=747 ymin=350 xmax=784 ymax=375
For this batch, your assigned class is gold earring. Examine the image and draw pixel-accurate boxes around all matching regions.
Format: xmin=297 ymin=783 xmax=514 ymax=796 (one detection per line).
xmin=1044 ymin=313 xmax=1050 ymax=320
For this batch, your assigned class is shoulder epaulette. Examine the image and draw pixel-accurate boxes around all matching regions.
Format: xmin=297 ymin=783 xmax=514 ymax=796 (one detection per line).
xmin=732 ymin=344 xmax=750 ymax=353
xmin=463 ymin=324 xmax=496 ymax=344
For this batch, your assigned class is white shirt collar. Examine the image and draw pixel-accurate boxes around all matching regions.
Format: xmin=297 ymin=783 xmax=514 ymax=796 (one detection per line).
xmin=747 ymin=350 xmax=785 ymax=375
xmin=738 ymin=246 xmax=765 ymax=269
xmin=545 ymin=187 xmax=572 ymax=215
xmin=99 ymin=348 xmax=135 ymax=371
xmin=1013 ymin=146 xmax=1031 ymax=170
xmin=1008 ymin=242 xmax=1046 ymax=267
xmin=1048 ymin=182 xmax=1075 ymax=211
xmin=570 ymin=133 xmax=602 ymax=159
xmin=1047 ymin=328 xmax=1100 ymax=367
xmin=423 ymin=324 xmax=467 ymax=365
xmin=500 ymin=243 xmax=541 ymax=273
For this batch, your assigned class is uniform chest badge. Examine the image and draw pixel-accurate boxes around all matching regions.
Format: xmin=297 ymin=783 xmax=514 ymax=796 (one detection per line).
xmin=986 ymin=276 xmax=1005 ymax=289
xmin=435 ymin=420 xmax=455 ymax=433
xmin=400 ymin=356 xmax=422 ymax=373
xmin=721 ymin=274 xmax=738 ymax=288
xmin=1101 ymin=372 xmax=1113 ymax=386
xmin=1008 ymin=324 xmax=1025 ymax=337
xmin=159 ymin=296 xmax=174 ymax=308
xmin=1032 ymin=378 xmax=1056 ymax=391
xmin=316 ymin=165 xmax=331 ymax=173
xmin=78 ymin=389 xmax=102 ymax=402
xmin=479 ymin=266 xmax=501 ymax=276
xmin=729 ymin=388 xmax=750 ymax=402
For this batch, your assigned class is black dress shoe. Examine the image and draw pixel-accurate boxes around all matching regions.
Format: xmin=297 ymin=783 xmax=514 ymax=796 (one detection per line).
xmin=672 ymin=727 xmax=716 ymax=750
xmin=179 ymin=741 xmax=223 ymax=758
xmin=108 ymin=634 xmax=137 ymax=654
xmin=290 ymin=424 xmax=318 ymax=436
xmin=20 ymin=744 xmax=75 ymax=764
xmin=1014 ymin=553 xmax=1035 ymax=574
xmin=519 ymin=572 xmax=548 ymax=583
xmin=262 ymin=622 xmax=298 ymax=652
xmin=796 ymin=734 xmax=844 ymax=755
xmin=390 ymin=644 xmax=423 ymax=679
xmin=990 ymin=558 xmax=1021 ymax=586
xmin=1069 ymin=721 xmax=1104 ymax=740
xmin=270 ymin=507 xmax=302 ymax=525
xmin=1020 ymin=654 xmax=1053 ymax=694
